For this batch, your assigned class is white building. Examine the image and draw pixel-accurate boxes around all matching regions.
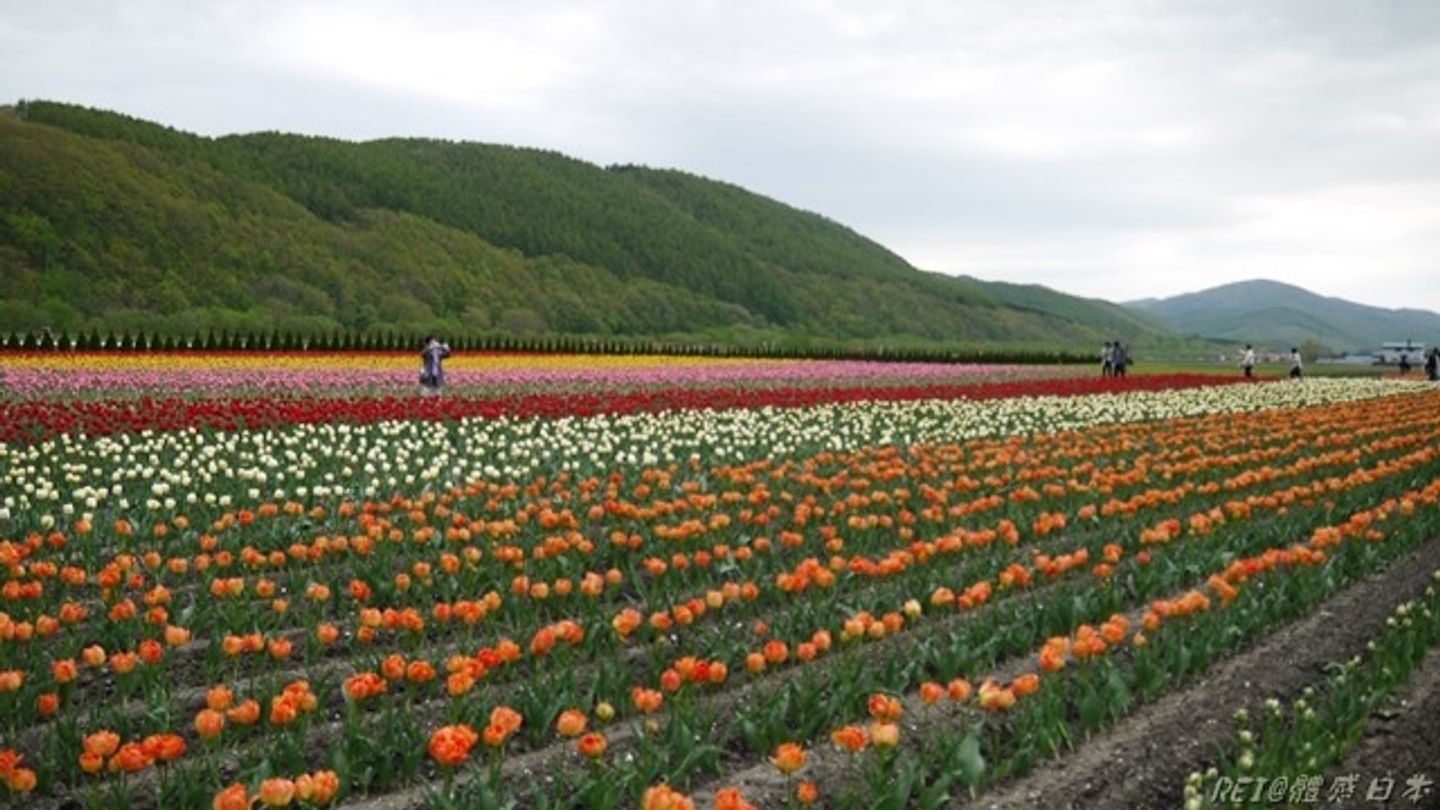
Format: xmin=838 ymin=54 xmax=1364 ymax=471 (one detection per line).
xmin=1376 ymin=341 xmax=1426 ymax=364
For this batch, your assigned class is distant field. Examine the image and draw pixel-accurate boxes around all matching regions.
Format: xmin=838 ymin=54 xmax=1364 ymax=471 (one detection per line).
xmin=1133 ymin=360 xmax=1406 ymax=378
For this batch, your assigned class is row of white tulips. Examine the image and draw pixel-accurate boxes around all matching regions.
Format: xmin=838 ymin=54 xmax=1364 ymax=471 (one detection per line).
xmin=0 ymin=378 xmax=1429 ymax=534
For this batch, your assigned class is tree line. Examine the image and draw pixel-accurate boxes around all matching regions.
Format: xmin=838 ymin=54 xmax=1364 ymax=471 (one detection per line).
xmin=0 ymin=329 xmax=1089 ymax=365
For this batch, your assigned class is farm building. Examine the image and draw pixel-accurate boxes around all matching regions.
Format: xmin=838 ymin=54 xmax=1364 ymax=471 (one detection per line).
xmin=1376 ymin=341 xmax=1427 ymax=364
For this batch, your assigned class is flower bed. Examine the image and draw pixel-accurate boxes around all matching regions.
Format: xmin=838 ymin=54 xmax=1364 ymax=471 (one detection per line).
xmin=0 ymin=373 xmax=1435 ymax=808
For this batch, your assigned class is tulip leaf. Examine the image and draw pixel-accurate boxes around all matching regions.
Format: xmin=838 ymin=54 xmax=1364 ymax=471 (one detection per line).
xmin=957 ymin=731 xmax=985 ymax=790
xmin=1106 ymin=667 xmax=1132 ymax=715
xmin=920 ymin=773 xmax=955 ymax=810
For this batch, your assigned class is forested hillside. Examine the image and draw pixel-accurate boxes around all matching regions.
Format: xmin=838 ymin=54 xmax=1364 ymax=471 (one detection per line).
xmin=1 ymin=100 xmax=1189 ymax=351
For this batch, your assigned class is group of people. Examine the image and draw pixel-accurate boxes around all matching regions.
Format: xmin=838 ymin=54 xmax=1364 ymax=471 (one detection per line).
xmin=417 ymin=334 xmax=1440 ymax=395
xmin=1100 ymin=341 xmax=1130 ymax=377
xmin=1240 ymin=345 xmax=1305 ymax=379
xmin=1241 ymin=344 xmax=1440 ymax=381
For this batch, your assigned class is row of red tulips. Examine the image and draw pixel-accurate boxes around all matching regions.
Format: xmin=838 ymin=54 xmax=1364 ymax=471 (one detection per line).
xmin=0 ymin=374 xmax=1240 ymax=444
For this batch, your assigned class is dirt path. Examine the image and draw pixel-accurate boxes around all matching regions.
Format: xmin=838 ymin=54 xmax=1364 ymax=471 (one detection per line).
xmin=1327 ymin=645 xmax=1440 ymax=810
xmin=976 ymin=534 xmax=1440 ymax=810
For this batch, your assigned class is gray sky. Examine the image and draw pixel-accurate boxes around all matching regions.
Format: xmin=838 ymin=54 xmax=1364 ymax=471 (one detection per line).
xmin=4 ymin=0 xmax=1439 ymax=311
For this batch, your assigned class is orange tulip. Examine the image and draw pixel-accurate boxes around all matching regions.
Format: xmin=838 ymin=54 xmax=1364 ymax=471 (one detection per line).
xmin=947 ymin=678 xmax=974 ymax=702
xmin=631 ymin=687 xmax=664 ymax=714
xmin=258 ymin=777 xmax=296 ymax=807
xmin=978 ymin=681 xmax=1016 ymax=711
xmin=79 ymin=751 xmax=104 ymax=774
xmin=5 ymin=767 xmax=35 ymax=793
xmin=867 ymin=693 xmax=903 ymax=722
xmin=381 ymin=654 xmax=406 ymax=681
xmin=771 ymin=742 xmax=807 ymax=775
xmin=213 ymin=783 xmax=249 ymax=810
xmin=490 ymin=705 xmax=523 ymax=735
xmin=482 ymin=723 xmax=509 ymax=748
xmin=108 ymin=742 xmax=153 ymax=774
xmin=660 ymin=668 xmax=682 ymax=693
xmin=142 ymin=733 xmax=186 ymax=762
xmin=1012 ymin=673 xmax=1041 ymax=697
xmin=227 ymin=699 xmax=261 ymax=726
xmin=919 ymin=681 xmax=945 ymax=706
xmin=138 ymin=639 xmax=165 ymax=665
xmin=406 ymin=660 xmax=437 ymax=684
xmin=195 ymin=709 xmax=226 ymax=740
xmin=745 ymin=652 xmax=766 ymax=674
xmin=446 ymin=671 xmax=475 ymax=698
xmin=714 ymin=787 xmax=756 ymax=810
xmin=555 ymin=709 xmax=588 ymax=738
xmin=870 ymin=722 xmax=900 ymax=749
xmin=344 ymin=672 xmax=387 ymax=703
xmin=830 ymin=724 xmax=869 ymax=753
xmin=428 ymin=724 xmax=478 ymax=767
xmin=762 ymin=640 xmax=788 ymax=665
xmin=109 ymin=652 xmax=138 ymax=675
xmin=83 ymin=730 xmax=121 ymax=758
xmin=207 ymin=684 xmax=235 ymax=711
xmin=316 ymin=623 xmax=340 ymax=645
xmin=295 ymin=770 xmax=340 ymax=805
xmin=577 ymin=731 xmax=608 ymax=758
xmin=641 ymin=784 xmax=696 ymax=810
xmin=261 ymin=637 xmax=289 ymax=661
xmin=81 ymin=645 xmax=105 ymax=668
xmin=270 ymin=699 xmax=299 ymax=727
xmin=52 ymin=658 xmax=78 ymax=684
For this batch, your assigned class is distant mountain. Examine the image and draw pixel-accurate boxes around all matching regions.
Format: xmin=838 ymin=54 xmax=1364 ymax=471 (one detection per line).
xmin=0 ymin=100 xmax=1198 ymax=353
xmin=1126 ymin=280 xmax=1440 ymax=353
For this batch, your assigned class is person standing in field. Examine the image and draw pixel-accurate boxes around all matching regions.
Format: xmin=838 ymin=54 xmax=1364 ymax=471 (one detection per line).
xmin=1101 ymin=341 xmax=1114 ymax=377
xmin=1288 ymin=347 xmax=1303 ymax=379
xmin=1241 ymin=344 xmax=1256 ymax=378
xmin=420 ymin=335 xmax=451 ymax=395
xmin=1425 ymin=348 xmax=1439 ymax=381
xmin=1112 ymin=341 xmax=1129 ymax=377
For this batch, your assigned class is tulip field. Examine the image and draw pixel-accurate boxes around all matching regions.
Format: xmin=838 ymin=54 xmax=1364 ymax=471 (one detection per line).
xmin=1 ymin=351 xmax=1439 ymax=809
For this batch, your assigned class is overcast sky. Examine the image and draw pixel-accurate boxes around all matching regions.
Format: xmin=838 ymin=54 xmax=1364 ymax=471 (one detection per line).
xmin=4 ymin=0 xmax=1439 ymax=311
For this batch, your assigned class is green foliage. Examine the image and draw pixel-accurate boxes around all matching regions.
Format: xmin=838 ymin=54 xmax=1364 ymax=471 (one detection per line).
xmin=1298 ymin=338 xmax=1332 ymax=364
xmin=2 ymin=101 xmax=1194 ymax=351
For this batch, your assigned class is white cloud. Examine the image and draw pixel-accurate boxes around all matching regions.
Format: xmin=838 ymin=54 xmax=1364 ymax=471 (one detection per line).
xmin=1 ymin=0 xmax=1438 ymax=310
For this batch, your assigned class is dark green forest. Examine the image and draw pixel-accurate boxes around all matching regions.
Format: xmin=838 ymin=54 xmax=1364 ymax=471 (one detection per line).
xmin=0 ymin=100 xmax=1199 ymax=354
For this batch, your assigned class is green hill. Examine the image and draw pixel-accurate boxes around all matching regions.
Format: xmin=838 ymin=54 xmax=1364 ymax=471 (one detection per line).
xmin=1 ymin=100 xmax=1191 ymax=352
xmin=1127 ymin=280 xmax=1440 ymax=354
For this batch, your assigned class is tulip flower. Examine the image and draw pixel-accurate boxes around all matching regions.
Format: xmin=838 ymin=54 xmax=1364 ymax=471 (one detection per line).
xmin=771 ymin=742 xmax=807 ymax=775
xmin=577 ymin=732 xmax=607 ymax=759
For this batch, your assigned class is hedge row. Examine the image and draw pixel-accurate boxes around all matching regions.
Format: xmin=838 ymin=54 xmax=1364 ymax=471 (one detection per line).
xmin=0 ymin=329 xmax=1090 ymax=365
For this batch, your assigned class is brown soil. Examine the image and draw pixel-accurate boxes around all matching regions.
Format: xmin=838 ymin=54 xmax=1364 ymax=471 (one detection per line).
xmin=976 ymin=535 xmax=1440 ymax=810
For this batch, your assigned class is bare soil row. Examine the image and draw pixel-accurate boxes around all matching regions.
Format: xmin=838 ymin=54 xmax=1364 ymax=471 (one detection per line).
xmin=975 ymin=534 xmax=1440 ymax=809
